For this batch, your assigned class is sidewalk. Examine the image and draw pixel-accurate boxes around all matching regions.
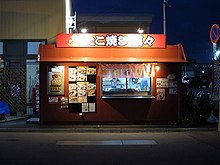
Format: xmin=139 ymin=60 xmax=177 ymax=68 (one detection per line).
xmin=0 ymin=116 xmax=218 ymax=132
xmin=0 ymin=116 xmax=27 ymax=123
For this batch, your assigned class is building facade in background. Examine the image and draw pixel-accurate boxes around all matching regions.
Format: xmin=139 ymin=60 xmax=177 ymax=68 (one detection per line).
xmin=0 ymin=0 xmax=154 ymax=116
xmin=0 ymin=0 xmax=66 ymax=115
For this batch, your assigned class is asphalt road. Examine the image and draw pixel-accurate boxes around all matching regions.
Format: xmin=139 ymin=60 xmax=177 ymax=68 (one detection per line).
xmin=0 ymin=131 xmax=220 ymax=165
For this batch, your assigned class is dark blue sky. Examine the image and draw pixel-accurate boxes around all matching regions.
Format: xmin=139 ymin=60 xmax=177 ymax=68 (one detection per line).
xmin=72 ymin=0 xmax=220 ymax=63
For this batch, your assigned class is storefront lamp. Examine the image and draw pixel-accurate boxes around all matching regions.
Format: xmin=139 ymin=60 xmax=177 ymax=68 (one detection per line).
xmin=128 ymin=58 xmax=137 ymax=62
xmin=137 ymin=26 xmax=144 ymax=34
xmin=155 ymin=65 xmax=160 ymax=72
xmin=81 ymin=28 xmax=88 ymax=33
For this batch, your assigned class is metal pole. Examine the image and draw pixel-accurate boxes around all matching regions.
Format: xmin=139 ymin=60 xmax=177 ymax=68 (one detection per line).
xmin=163 ymin=0 xmax=166 ymax=35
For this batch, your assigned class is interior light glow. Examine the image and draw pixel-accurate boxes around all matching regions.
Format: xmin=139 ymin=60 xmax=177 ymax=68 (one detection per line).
xmin=215 ymin=50 xmax=220 ymax=60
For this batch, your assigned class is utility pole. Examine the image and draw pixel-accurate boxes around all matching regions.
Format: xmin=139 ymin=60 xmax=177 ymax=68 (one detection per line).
xmin=210 ymin=24 xmax=220 ymax=130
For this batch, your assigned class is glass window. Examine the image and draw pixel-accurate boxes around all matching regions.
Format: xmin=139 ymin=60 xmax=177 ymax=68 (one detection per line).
xmin=99 ymin=63 xmax=155 ymax=98
xmin=27 ymin=41 xmax=45 ymax=55
xmin=0 ymin=42 xmax=3 ymax=54
xmin=102 ymin=77 xmax=151 ymax=97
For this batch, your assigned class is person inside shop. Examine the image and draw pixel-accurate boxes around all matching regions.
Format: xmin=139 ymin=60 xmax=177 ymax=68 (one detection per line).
xmin=139 ymin=78 xmax=149 ymax=91
xmin=0 ymin=97 xmax=10 ymax=120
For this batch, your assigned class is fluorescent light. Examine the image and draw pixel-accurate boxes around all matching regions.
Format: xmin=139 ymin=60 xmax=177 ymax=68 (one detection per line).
xmin=65 ymin=0 xmax=71 ymax=33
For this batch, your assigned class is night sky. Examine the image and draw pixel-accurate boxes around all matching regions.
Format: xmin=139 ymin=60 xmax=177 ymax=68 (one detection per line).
xmin=73 ymin=0 xmax=220 ymax=63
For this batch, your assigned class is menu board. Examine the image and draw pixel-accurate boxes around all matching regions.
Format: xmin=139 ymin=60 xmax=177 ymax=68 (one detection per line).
xmin=69 ymin=66 xmax=96 ymax=113
xmin=60 ymin=97 xmax=68 ymax=109
xmin=156 ymin=78 xmax=169 ymax=88
xmin=47 ymin=66 xmax=64 ymax=95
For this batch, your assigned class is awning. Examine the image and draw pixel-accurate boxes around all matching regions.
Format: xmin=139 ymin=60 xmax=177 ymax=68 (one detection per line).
xmin=39 ymin=44 xmax=187 ymax=63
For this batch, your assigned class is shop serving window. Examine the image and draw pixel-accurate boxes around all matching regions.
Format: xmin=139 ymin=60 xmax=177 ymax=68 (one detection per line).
xmin=99 ymin=64 xmax=154 ymax=98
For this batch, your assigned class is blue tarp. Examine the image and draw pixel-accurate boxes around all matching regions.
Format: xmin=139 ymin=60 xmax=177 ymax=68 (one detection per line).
xmin=0 ymin=101 xmax=10 ymax=115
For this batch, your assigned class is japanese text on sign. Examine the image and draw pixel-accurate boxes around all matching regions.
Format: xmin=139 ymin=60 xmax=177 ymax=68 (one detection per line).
xmin=56 ymin=33 xmax=166 ymax=48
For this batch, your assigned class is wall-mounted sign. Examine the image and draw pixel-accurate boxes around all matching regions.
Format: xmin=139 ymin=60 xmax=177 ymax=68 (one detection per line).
xmin=48 ymin=97 xmax=59 ymax=103
xmin=60 ymin=97 xmax=68 ymax=109
xmin=156 ymin=89 xmax=165 ymax=101
xmin=47 ymin=66 xmax=64 ymax=95
xmin=156 ymin=78 xmax=169 ymax=88
xmin=56 ymin=33 xmax=166 ymax=48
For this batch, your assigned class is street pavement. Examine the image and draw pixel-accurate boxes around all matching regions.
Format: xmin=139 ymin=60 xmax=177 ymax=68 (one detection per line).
xmin=0 ymin=117 xmax=220 ymax=164
xmin=0 ymin=131 xmax=220 ymax=165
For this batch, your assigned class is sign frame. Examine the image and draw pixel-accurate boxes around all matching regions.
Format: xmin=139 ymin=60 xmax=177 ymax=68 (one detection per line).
xmin=56 ymin=33 xmax=166 ymax=48
xmin=47 ymin=66 xmax=65 ymax=95
xmin=210 ymin=24 xmax=220 ymax=43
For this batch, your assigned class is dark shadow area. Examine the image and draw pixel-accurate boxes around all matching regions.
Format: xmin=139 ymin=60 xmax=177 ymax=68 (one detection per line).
xmin=104 ymin=98 xmax=152 ymax=124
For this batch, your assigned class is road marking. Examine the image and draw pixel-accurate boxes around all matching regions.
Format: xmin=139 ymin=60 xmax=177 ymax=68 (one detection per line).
xmin=56 ymin=140 xmax=157 ymax=146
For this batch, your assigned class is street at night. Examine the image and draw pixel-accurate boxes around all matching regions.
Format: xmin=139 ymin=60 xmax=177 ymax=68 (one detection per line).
xmin=0 ymin=131 xmax=220 ymax=165
xmin=1 ymin=1 xmax=220 ymax=165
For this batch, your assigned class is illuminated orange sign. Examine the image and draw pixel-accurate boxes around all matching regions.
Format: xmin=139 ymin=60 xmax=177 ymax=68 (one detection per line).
xmin=56 ymin=33 xmax=166 ymax=48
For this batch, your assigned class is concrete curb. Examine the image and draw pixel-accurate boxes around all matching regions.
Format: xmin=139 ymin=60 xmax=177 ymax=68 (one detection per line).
xmin=0 ymin=126 xmax=217 ymax=133
xmin=0 ymin=117 xmax=218 ymax=132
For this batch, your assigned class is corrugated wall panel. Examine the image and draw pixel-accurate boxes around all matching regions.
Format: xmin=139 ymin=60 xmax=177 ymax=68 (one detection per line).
xmin=0 ymin=0 xmax=65 ymax=43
